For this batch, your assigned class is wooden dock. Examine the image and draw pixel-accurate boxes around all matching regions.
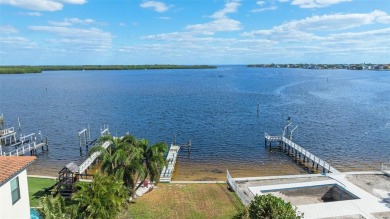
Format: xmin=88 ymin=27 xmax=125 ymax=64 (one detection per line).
xmin=159 ymin=141 xmax=191 ymax=182
xmin=0 ymin=127 xmax=17 ymax=145
xmin=160 ymin=144 xmax=181 ymax=182
xmin=265 ymin=133 xmax=340 ymax=174
xmin=1 ymin=140 xmax=48 ymax=156
xmin=78 ymin=140 xmax=111 ymax=175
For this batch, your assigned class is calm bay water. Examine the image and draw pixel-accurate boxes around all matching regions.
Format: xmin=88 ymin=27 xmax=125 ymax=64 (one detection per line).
xmin=0 ymin=66 xmax=389 ymax=179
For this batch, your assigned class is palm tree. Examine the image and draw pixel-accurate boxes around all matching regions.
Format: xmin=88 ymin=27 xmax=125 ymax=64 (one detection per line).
xmin=39 ymin=194 xmax=70 ymax=219
xmin=72 ymin=172 xmax=128 ymax=219
xmin=91 ymin=133 xmax=168 ymax=197
xmin=145 ymin=142 xmax=168 ymax=183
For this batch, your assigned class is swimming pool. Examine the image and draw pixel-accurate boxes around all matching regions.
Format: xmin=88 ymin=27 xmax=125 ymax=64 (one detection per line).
xmin=30 ymin=208 xmax=41 ymax=219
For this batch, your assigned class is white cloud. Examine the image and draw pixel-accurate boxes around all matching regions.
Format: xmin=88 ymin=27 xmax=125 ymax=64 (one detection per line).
xmin=252 ymin=0 xmax=278 ymax=13
xmin=256 ymin=1 xmax=266 ymax=6
xmin=329 ymin=27 xmax=390 ymax=40
xmin=59 ymin=0 xmax=87 ymax=4
xmin=0 ymin=0 xmax=86 ymax=11
xmin=29 ymin=26 xmax=112 ymax=51
xmin=23 ymin=12 xmax=42 ymax=16
xmin=252 ymin=6 xmax=277 ymax=12
xmin=185 ymin=0 xmax=241 ymax=35
xmin=210 ymin=0 xmax=240 ymax=19
xmin=186 ymin=18 xmax=241 ymax=35
xmin=291 ymin=0 xmax=352 ymax=8
xmin=158 ymin=16 xmax=171 ymax=20
xmin=119 ymin=22 xmax=126 ymax=26
xmin=48 ymin=18 xmax=96 ymax=26
xmin=140 ymin=1 xmax=171 ymax=13
xmin=290 ymin=10 xmax=390 ymax=31
xmin=243 ymin=10 xmax=390 ymax=39
xmin=0 ymin=25 xmax=19 ymax=34
xmin=0 ymin=0 xmax=63 ymax=11
xmin=0 ymin=37 xmax=37 ymax=48
xmin=236 ymin=8 xmax=390 ymax=63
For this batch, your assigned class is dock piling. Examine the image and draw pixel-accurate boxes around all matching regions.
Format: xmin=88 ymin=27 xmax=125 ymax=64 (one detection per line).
xmin=265 ymin=131 xmax=339 ymax=174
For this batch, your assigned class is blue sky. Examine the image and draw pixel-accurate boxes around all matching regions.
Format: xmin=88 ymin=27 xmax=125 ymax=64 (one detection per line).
xmin=0 ymin=0 xmax=389 ymax=65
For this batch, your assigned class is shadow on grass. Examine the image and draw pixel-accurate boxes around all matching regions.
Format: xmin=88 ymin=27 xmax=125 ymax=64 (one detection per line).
xmin=31 ymin=190 xmax=52 ymax=203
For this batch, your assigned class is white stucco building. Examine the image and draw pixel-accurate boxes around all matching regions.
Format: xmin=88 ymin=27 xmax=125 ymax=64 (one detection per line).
xmin=0 ymin=156 xmax=36 ymax=219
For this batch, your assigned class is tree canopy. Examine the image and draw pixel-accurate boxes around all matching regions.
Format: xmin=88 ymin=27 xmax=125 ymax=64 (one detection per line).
xmin=235 ymin=194 xmax=304 ymax=219
xmin=0 ymin=65 xmax=216 ymax=74
xmin=93 ymin=134 xmax=168 ymax=197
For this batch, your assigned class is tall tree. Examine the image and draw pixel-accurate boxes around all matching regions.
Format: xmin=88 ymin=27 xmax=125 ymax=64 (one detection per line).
xmin=92 ymin=134 xmax=168 ymax=197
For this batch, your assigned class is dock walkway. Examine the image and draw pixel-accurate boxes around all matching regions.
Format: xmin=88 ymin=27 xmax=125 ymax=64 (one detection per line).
xmin=1 ymin=141 xmax=48 ymax=156
xmin=160 ymin=144 xmax=180 ymax=182
xmin=78 ymin=141 xmax=111 ymax=174
xmin=265 ymin=133 xmax=340 ymax=173
xmin=0 ymin=127 xmax=17 ymax=145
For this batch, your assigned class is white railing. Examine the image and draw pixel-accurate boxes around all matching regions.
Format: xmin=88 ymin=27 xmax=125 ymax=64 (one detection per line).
xmin=227 ymin=170 xmax=252 ymax=206
xmin=281 ymin=136 xmax=336 ymax=172
xmin=19 ymin=133 xmax=35 ymax=142
xmin=1 ymin=142 xmax=36 ymax=156
xmin=382 ymin=163 xmax=390 ymax=171
xmin=264 ymin=133 xmax=281 ymax=141
xmin=160 ymin=145 xmax=180 ymax=182
xmin=78 ymin=141 xmax=111 ymax=174
xmin=0 ymin=127 xmax=14 ymax=136
xmin=265 ymin=133 xmax=338 ymax=173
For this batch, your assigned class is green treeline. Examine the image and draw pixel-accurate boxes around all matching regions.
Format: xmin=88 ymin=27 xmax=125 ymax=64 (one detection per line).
xmin=0 ymin=66 xmax=42 ymax=74
xmin=0 ymin=65 xmax=217 ymax=74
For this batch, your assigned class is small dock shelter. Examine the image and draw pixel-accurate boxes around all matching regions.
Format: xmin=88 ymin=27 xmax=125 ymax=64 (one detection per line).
xmin=58 ymin=162 xmax=79 ymax=196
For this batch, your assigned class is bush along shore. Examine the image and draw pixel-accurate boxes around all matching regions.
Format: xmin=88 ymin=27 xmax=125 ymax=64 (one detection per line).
xmin=0 ymin=65 xmax=217 ymax=74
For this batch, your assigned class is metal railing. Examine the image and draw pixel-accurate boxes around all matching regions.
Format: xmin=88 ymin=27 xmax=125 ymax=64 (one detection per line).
xmin=0 ymin=127 xmax=14 ymax=136
xmin=264 ymin=133 xmax=337 ymax=173
xmin=1 ymin=142 xmax=37 ymax=156
xmin=78 ymin=141 xmax=111 ymax=174
xmin=227 ymin=170 xmax=252 ymax=206
xmin=281 ymin=136 xmax=336 ymax=173
xmin=264 ymin=133 xmax=281 ymax=141
xmin=382 ymin=163 xmax=390 ymax=171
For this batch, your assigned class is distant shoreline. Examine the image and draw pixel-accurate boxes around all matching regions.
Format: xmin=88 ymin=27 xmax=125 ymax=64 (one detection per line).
xmin=247 ymin=63 xmax=390 ymax=71
xmin=0 ymin=65 xmax=217 ymax=74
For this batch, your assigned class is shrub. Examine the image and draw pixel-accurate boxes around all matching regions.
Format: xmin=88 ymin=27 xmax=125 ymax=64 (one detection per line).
xmin=235 ymin=194 xmax=303 ymax=219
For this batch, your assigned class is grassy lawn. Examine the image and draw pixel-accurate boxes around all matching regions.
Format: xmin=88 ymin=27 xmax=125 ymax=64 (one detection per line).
xmin=123 ymin=183 xmax=243 ymax=219
xmin=28 ymin=177 xmax=57 ymax=207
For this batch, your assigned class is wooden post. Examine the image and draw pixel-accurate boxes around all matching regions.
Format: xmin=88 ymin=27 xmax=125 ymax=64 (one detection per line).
xmin=46 ymin=136 xmax=49 ymax=151
xmin=79 ymin=134 xmax=82 ymax=154
xmin=298 ymin=152 xmax=301 ymax=162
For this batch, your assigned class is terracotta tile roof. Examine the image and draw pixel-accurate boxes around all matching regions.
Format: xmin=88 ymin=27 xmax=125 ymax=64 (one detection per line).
xmin=0 ymin=156 xmax=36 ymax=185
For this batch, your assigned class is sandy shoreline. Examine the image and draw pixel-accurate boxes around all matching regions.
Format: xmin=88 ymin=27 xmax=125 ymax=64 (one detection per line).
xmin=27 ymin=158 xmax=385 ymax=181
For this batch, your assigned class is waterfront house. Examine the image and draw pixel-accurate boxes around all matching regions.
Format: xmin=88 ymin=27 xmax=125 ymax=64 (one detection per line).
xmin=0 ymin=156 xmax=36 ymax=219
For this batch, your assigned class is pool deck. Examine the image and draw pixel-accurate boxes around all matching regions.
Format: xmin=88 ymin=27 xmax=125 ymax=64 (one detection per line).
xmin=234 ymin=172 xmax=390 ymax=219
xmin=248 ymin=179 xmax=336 ymax=194
xmin=297 ymin=174 xmax=388 ymax=219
